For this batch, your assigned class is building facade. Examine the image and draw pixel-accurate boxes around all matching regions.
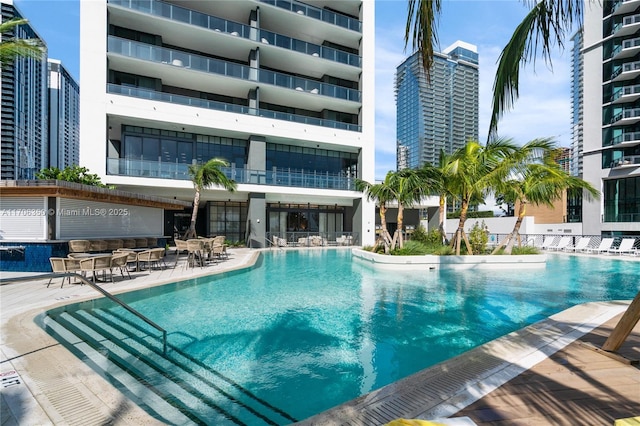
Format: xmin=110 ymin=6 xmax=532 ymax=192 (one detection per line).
xmin=395 ymin=41 xmax=479 ymax=169
xmin=80 ymin=0 xmax=376 ymax=246
xmin=0 ymin=0 xmax=48 ymax=180
xmin=582 ymin=0 xmax=640 ymax=236
xmin=570 ymin=29 xmax=584 ymax=178
xmin=48 ymin=58 xmax=80 ymax=169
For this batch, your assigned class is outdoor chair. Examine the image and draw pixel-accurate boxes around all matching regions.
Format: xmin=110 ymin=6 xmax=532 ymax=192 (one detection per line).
xmin=136 ymin=248 xmax=165 ymax=273
xmin=186 ymin=239 xmax=205 ymax=268
xmin=563 ymin=237 xmax=591 ymax=252
xmin=106 ymin=239 xmax=123 ymax=251
xmin=134 ymin=238 xmax=148 ymax=248
xmin=122 ymin=238 xmax=136 ymax=249
xmin=540 ymin=236 xmax=557 ymax=250
xmin=146 ymin=237 xmax=158 ymax=248
xmin=607 ymin=238 xmax=637 ymax=255
xmin=109 ymin=252 xmax=131 ymax=280
xmin=89 ymin=240 xmax=108 ymax=252
xmin=79 ymin=255 xmax=113 ymax=282
xmin=584 ymin=238 xmax=614 ymax=254
xmin=48 ymin=257 xmax=73 ymax=288
xmin=68 ymin=240 xmax=90 ymax=253
xmin=114 ymin=249 xmax=138 ymax=271
xmin=549 ymin=236 xmax=571 ymax=251
xmin=174 ymin=239 xmax=189 ymax=268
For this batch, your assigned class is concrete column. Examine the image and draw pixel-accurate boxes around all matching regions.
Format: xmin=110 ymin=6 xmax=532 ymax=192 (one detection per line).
xmin=247 ymin=193 xmax=266 ymax=248
xmin=247 ymin=135 xmax=266 ymax=183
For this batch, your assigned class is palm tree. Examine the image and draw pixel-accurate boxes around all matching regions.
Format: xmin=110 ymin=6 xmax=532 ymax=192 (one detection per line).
xmin=0 ymin=18 xmax=44 ymax=65
xmin=418 ymin=150 xmax=456 ymax=244
xmin=388 ymin=168 xmax=430 ymax=250
xmin=184 ymin=158 xmax=237 ymax=239
xmin=445 ymin=139 xmax=518 ymax=255
xmin=405 ymin=0 xmax=584 ymax=138
xmin=491 ymin=144 xmax=599 ymax=254
xmin=355 ymin=174 xmax=396 ymax=253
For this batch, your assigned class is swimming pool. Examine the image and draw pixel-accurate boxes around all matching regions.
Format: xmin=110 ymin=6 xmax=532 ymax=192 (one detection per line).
xmin=41 ymin=250 xmax=640 ymax=425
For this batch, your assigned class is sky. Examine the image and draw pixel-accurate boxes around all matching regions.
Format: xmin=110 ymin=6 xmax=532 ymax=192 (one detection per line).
xmin=14 ymin=0 xmax=576 ymax=180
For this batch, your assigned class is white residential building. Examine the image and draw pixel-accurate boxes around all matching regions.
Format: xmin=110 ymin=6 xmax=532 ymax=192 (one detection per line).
xmin=80 ymin=0 xmax=375 ymax=246
xmin=582 ymin=0 xmax=640 ymax=236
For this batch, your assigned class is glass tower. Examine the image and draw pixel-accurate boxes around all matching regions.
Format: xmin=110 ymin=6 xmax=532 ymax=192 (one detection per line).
xmin=48 ymin=59 xmax=80 ymax=169
xmin=395 ymin=41 xmax=479 ymax=169
xmin=0 ymin=0 xmax=48 ymax=180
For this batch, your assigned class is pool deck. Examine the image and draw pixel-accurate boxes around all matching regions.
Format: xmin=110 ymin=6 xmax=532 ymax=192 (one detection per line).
xmin=1 ymin=248 xmax=638 ymax=425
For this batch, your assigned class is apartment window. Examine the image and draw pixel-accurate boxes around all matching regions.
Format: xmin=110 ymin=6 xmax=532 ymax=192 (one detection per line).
xmin=604 ymin=176 xmax=640 ymax=222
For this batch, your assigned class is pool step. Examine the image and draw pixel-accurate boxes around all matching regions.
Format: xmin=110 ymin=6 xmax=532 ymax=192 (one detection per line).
xmin=41 ymin=314 xmax=193 ymax=425
xmin=47 ymin=309 xmax=295 ymax=426
xmin=89 ymin=308 xmax=295 ymax=425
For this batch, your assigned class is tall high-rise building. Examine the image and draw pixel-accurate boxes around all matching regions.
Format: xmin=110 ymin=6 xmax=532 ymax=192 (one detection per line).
xmin=0 ymin=0 xmax=48 ymax=180
xmin=48 ymin=58 xmax=80 ymax=169
xmin=395 ymin=41 xmax=479 ymax=169
xmin=581 ymin=0 xmax=640 ymax=235
xmin=570 ymin=29 xmax=584 ymax=178
xmin=80 ymin=0 xmax=375 ymax=246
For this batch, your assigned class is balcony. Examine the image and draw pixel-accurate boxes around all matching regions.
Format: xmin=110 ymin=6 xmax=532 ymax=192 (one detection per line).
xmin=611 ymin=60 xmax=640 ymax=81
xmin=258 ymin=0 xmax=361 ymax=32
xmin=610 ymin=0 xmax=640 ymax=17
xmin=258 ymin=29 xmax=360 ymax=68
xmin=611 ymin=37 xmax=640 ymax=60
xmin=611 ymin=154 xmax=640 ymax=168
xmin=106 ymin=158 xmax=357 ymax=190
xmin=107 ymin=0 xmax=361 ymax=70
xmin=609 ymin=131 xmax=640 ymax=145
xmin=107 ymin=84 xmax=361 ymax=132
xmin=610 ymin=107 xmax=640 ymax=125
xmin=611 ymin=83 xmax=640 ymax=103
xmin=107 ymin=37 xmax=361 ymax=104
xmin=611 ymin=13 xmax=640 ymax=37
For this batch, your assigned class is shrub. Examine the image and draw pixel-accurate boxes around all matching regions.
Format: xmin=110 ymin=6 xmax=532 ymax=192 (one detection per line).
xmin=448 ymin=210 xmax=494 ymax=219
xmin=391 ymin=240 xmax=430 ymax=256
xmin=493 ymin=245 xmax=540 ymax=255
xmin=410 ymin=224 xmax=429 ymax=244
xmin=468 ymin=220 xmax=489 ymax=254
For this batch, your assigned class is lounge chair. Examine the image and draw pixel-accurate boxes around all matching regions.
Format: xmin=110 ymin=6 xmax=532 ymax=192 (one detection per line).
xmin=584 ymin=238 xmax=614 ymax=254
xmin=608 ymin=238 xmax=637 ymax=255
xmin=563 ymin=237 xmax=591 ymax=252
xmin=540 ymin=236 xmax=557 ymax=250
xmin=549 ymin=236 xmax=571 ymax=251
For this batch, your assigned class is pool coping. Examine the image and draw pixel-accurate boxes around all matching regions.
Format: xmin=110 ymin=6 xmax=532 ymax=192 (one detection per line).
xmin=0 ymin=248 xmax=636 ymax=425
xmin=352 ymin=248 xmax=548 ymax=270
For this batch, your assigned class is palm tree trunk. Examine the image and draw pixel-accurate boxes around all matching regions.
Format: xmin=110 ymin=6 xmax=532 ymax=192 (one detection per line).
xmin=491 ymin=201 xmax=526 ymax=255
xmin=186 ymin=186 xmax=201 ymax=239
xmin=379 ymin=204 xmax=392 ymax=253
xmin=438 ymin=195 xmax=446 ymax=244
xmin=453 ymin=199 xmax=472 ymax=255
xmin=397 ymin=204 xmax=405 ymax=249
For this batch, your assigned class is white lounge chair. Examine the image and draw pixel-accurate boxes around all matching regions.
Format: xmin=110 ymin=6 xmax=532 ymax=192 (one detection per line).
xmin=549 ymin=236 xmax=571 ymax=251
xmin=563 ymin=237 xmax=591 ymax=252
xmin=540 ymin=236 xmax=557 ymax=250
xmin=584 ymin=238 xmax=614 ymax=254
xmin=608 ymin=238 xmax=637 ymax=255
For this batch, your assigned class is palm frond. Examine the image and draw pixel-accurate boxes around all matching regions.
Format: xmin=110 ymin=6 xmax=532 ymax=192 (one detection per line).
xmin=0 ymin=18 xmax=44 ymax=65
xmin=488 ymin=0 xmax=583 ymax=139
xmin=404 ymin=0 xmax=442 ymax=81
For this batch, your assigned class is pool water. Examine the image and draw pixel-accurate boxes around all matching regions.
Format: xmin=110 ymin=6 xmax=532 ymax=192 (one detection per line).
xmin=43 ymin=250 xmax=640 ymax=424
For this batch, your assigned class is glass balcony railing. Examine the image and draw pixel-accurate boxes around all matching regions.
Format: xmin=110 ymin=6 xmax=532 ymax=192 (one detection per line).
xmin=108 ymin=0 xmax=251 ymax=38
xmin=610 ymin=131 xmax=640 ymax=145
xmin=108 ymin=0 xmax=361 ymax=69
xmin=610 ymin=107 xmax=640 ymax=123
xmin=107 ymin=84 xmax=361 ymax=131
xmin=611 ymin=154 xmax=640 ymax=167
xmin=604 ymin=211 xmax=640 ymax=222
xmin=611 ymin=83 xmax=640 ymax=101
xmin=107 ymin=36 xmax=361 ymax=103
xmin=258 ymin=29 xmax=361 ymax=67
xmin=259 ymin=0 xmax=361 ymax=33
xmin=106 ymin=158 xmax=357 ymax=190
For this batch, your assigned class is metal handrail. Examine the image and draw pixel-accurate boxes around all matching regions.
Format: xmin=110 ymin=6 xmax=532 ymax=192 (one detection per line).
xmin=0 ymin=272 xmax=167 ymax=355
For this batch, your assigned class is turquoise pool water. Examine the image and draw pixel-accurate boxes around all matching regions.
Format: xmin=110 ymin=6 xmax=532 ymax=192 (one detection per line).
xmin=43 ymin=250 xmax=640 ymax=424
